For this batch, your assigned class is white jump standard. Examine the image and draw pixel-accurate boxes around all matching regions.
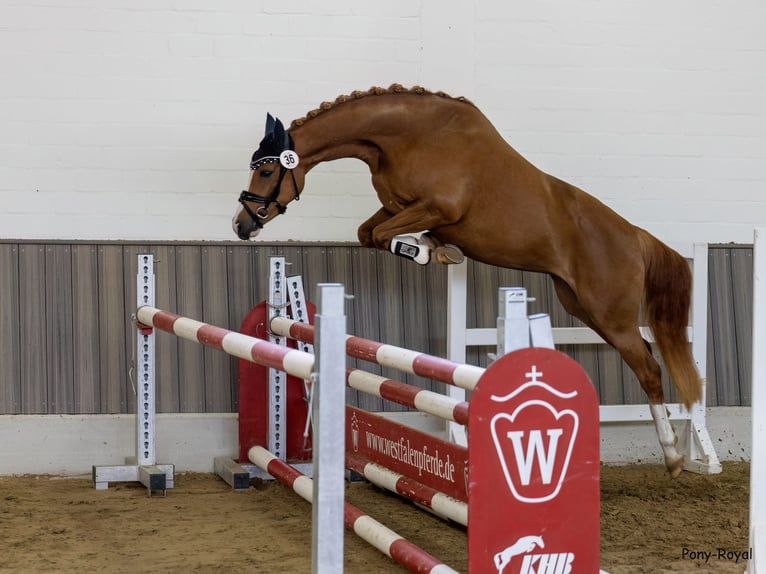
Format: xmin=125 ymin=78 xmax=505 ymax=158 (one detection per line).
xmin=92 ymin=254 xmax=174 ymax=496
xmin=137 ymin=284 xmax=348 ymax=574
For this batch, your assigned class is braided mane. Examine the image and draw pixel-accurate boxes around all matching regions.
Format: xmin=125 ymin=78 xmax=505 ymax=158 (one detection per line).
xmin=289 ymin=83 xmax=475 ymax=129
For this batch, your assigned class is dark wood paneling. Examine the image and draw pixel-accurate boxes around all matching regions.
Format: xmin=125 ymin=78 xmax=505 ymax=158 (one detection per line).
xmin=97 ymin=245 xmax=127 ymax=413
xmin=705 ymin=287 xmax=719 ymax=406
xmin=153 ymin=246 xmax=180 ymax=412
xmin=175 ymin=246 xmax=205 ymax=413
xmin=350 ymin=247 xmax=384 ymax=411
xmin=0 ymin=241 xmax=755 ymax=414
xmin=708 ymin=249 xmax=740 ymax=405
xmin=71 ymin=245 xmax=101 ymax=413
xmin=301 ymin=245 xmax=329 ymax=288
xmin=730 ymin=248 xmax=753 ymax=405
xmin=18 ymin=244 xmax=47 ymax=413
xmin=45 ymin=245 xmax=74 ymax=413
xmin=400 ymin=254 xmax=433 ymax=391
xmin=376 ymin=253 xmax=405 ymax=411
xmin=0 ymin=244 xmax=21 ymax=413
xmin=325 ymin=245 xmax=359 ymax=405
xmin=201 ymin=245 xmax=233 ymax=412
xmin=423 ymin=260 xmax=448 ymax=394
xmin=226 ymin=244 xmax=255 ymax=410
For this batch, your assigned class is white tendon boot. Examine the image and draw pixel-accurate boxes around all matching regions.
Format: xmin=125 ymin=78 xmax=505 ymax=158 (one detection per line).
xmin=390 ymin=235 xmax=432 ymax=265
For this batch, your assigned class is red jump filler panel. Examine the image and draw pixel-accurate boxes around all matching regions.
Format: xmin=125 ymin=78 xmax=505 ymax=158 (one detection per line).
xmin=469 ymin=347 xmax=600 ymax=574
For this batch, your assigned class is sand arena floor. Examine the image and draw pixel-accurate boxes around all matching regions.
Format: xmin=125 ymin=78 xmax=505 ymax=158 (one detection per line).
xmin=0 ymin=462 xmax=750 ymax=573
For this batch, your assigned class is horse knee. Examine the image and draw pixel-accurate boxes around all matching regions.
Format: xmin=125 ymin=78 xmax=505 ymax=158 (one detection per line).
xmin=357 ymin=225 xmax=374 ymax=247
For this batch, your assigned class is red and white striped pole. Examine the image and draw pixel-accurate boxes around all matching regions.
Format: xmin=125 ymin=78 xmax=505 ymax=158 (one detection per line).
xmin=270 ymin=316 xmax=484 ymax=391
xmin=345 ymin=368 xmax=469 ymax=425
xmin=136 ymin=306 xmax=315 ymax=379
xmin=345 ymin=453 xmax=467 ymax=526
xmin=249 ymin=446 xmax=460 ymax=574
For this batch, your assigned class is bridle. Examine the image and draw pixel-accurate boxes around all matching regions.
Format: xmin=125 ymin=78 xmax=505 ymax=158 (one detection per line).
xmin=238 ymin=152 xmax=300 ymax=230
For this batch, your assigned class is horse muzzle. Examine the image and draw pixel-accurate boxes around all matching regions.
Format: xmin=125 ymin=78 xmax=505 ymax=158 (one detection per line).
xmin=232 ymin=208 xmax=262 ymax=240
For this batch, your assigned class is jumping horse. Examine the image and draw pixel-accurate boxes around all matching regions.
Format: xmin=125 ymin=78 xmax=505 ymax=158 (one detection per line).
xmin=232 ymin=84 xmax=701 ymax=477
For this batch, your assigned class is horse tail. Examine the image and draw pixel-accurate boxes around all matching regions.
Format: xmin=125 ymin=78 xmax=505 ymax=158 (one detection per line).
xmin=639 ymin=229 xmax=702 ymax=409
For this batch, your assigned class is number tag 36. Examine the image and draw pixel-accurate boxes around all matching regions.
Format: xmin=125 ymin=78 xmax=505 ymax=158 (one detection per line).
xmin=279 ymin=150 xmax=300 ymax=169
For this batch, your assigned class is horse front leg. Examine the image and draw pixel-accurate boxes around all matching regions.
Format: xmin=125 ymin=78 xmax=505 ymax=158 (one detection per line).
xmin=369 ymin=202 xmax=464 ymax=264
xmin=357 ymin=208 xmax=392 ymax=247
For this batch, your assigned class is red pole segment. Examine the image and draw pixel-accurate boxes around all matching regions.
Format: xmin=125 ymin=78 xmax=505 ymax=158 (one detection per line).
xmin=249 ymin=446 xmax=460 ymax=574
xmin=346 ymin=453 xmax=467 ymax=526
xmin=270 ymin=316 xmax=484 ymax=391
xmin=346 ymin=368 xmax=469 ymax=425
xmin=136 ymin=306 xmax=315 ymax=379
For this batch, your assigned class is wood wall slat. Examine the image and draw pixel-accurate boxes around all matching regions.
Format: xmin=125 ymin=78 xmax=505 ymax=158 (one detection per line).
xmin=423 ymin=262 xmax=448 ymax=394
xmin=708 ymin=249 xmax=740 ymax=405
xmin=325 ymin=245 xmax=359 ymax=405
xmin=251 ymin=245 xmax=273 ymax=305
xmin=462 ymin=259 xmax=478 ymax=366
xmin=201 ymin=245 xmax=233 ymax=412
xmin=598 ymin=350 xmax=625 ymax=405
xmin=376 ymin=253 xmax=405 ymax=411
xmin=0 ymin=244 xmax=21 ymax=413
xmin=153 ymin=246 xmax=180 ymax=412
xmin=226 ymin=245 xmax=256 ymax=329
xmin=465 ymin=260 xmax=493 ymax=367
xmin=175 ymin=246 xmax=205 ymax=413
xmin=279 ymin=245 xmax=304 ymax=287
xmin=97 ymin=245 xmax=127 ymax=413
xmin=46 ymin=245 xmax=75 ymax=413
xmin=400 ymin=260 xmax=433 ymax=391
xmin=71 ymin=245 xmax=101 ymax=413
xmin=18 ymin=244 xmax=47 ymax=413
xmin=350 ymin=247 xmax=383 ymax=411
xmin=226 ymin=245 xmax=255 ymax=411
xmin=705 ymin=285 xmax=719 ymax=406
xmin=730 ymin=248 xmax=753 ymax=405
xmin=301 ymin=245 xmax=329 ymax=288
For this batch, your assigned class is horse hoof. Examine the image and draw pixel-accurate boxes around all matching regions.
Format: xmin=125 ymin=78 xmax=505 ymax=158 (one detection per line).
xmin=434 ymin=244 xmax=465 ymax=265
xmin=666 ymin=455 xmax=684 ymax=478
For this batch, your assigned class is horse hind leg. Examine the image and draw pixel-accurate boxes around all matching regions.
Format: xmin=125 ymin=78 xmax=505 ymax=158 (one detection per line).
xmin=610 ymin=331 xmax=685 ymax=477
xmin=551 ymin=277 xmax=684 ymax=477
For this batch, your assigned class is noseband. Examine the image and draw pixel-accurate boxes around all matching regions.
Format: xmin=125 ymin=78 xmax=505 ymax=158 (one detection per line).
xmin=238 ymin=155 xmax=300 ymax=229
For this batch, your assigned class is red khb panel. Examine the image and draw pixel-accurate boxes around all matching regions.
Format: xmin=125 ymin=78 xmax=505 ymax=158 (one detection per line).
xmin=468 ymin=347 xmax=600 ymax=574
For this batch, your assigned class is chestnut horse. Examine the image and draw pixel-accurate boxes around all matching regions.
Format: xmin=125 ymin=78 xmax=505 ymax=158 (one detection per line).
xmin=232 ymin=84 xmax=700 ymax=477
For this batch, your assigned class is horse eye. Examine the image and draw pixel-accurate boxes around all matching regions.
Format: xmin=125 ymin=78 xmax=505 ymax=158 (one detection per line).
xmin=260 ymin=170 xmax=274 ymax=178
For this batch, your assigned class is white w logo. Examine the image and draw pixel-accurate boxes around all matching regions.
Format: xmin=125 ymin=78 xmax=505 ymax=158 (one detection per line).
xmin=490 ymin=401 xmax=579 ymax=503
xmin=506 ymin=429 xmax=563 ymax=486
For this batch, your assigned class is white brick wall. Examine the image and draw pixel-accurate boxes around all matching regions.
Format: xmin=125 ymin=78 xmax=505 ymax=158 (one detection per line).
xmin=0 ymin=0 xmax=763 ymax=245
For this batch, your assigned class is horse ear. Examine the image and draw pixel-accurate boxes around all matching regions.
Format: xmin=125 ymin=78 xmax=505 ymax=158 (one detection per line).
xmin=273 ymin=117 xmax=286 ymax=147
xmin=265 ymin=113 xmax=276 ymax=136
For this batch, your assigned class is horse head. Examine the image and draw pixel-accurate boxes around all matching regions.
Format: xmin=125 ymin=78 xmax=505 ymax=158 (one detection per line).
xmin=232 ymin=113 xmax=304 ymax=239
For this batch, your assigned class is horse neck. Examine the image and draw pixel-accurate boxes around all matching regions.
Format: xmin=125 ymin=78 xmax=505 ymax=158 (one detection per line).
xmin=290 ymin=95 xmax=459 ymax=171
xmin=290 ymin=109 xmax=383 ymax=170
